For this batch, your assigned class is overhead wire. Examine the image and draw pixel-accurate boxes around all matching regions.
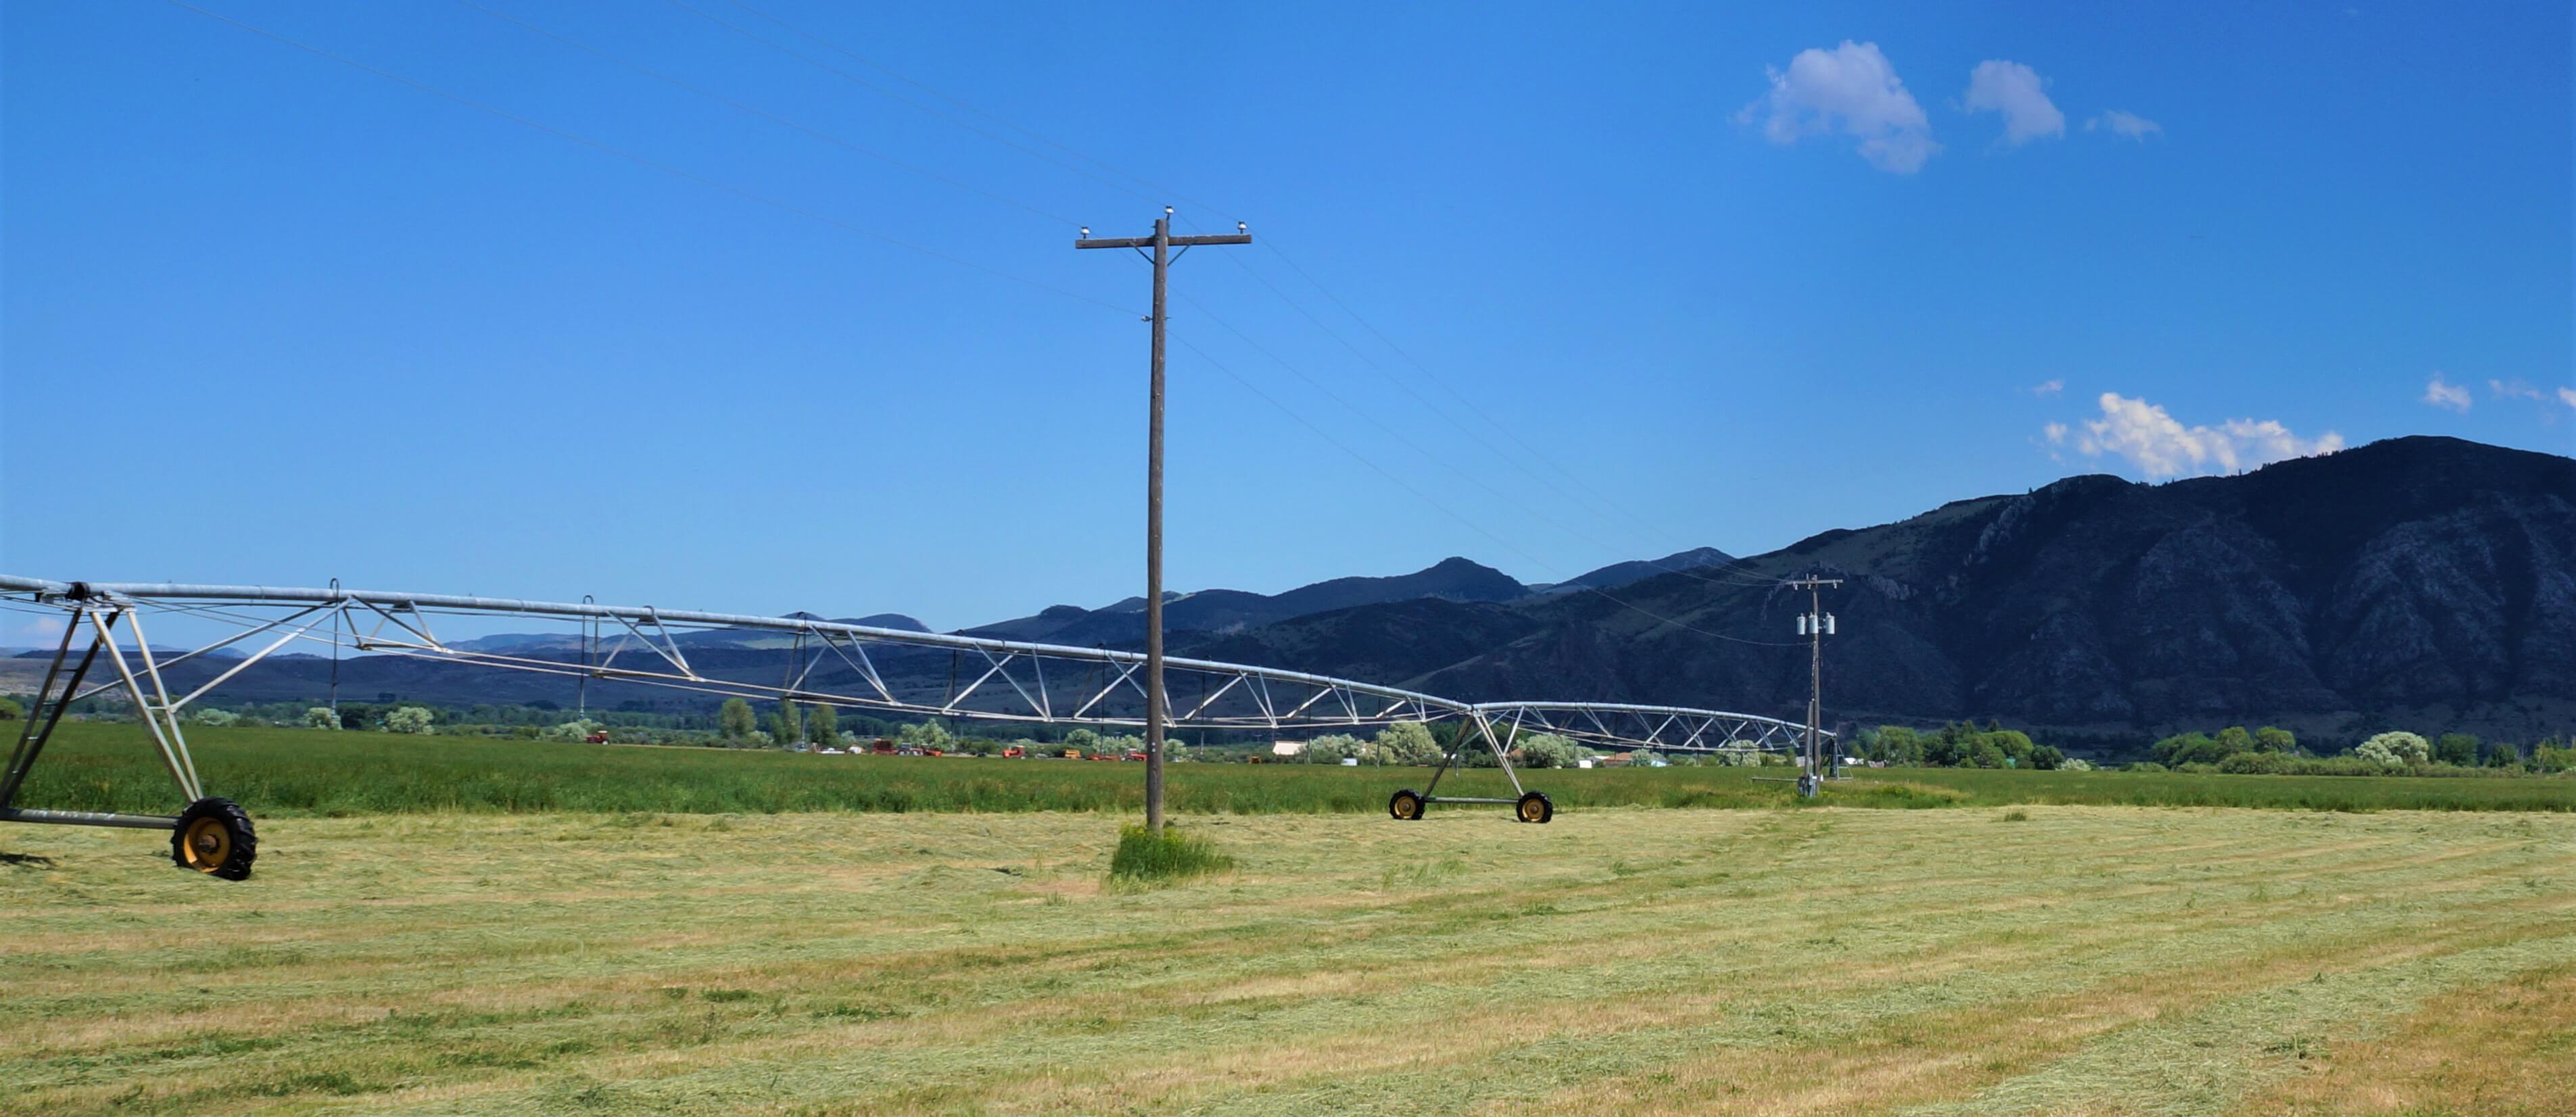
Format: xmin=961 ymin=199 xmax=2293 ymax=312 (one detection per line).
xmin=154 ymin=0 xmax=1140 ymax=318
xmin=1166 ymin=335 xmax=1800 ymax=646
xmin=663 ymin=0 xmax=1795 ymax=590
xmin=449 ymin=0 xmax=1081 ymax=227
xmin=151 ymin=0 xmax=1809 ymax=648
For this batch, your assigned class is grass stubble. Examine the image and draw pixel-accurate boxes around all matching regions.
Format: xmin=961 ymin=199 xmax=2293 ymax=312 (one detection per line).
xmin=3 ymin=805 xmax=2571 ymax=1116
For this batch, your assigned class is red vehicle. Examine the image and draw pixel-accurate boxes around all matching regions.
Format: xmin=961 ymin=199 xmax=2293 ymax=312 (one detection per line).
xmin=584 ymin=730 xmax=611 ymax=744
xmin=1002 ymin=746 xmax=1026 ymax=759
xmin=1122 ymin=750 xmax=1148 ymax=762
xmin=869 ymin=738 xmax=897 ymax=755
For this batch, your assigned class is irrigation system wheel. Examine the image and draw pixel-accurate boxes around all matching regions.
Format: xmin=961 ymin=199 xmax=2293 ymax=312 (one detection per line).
xmin=1388 ymin=788 xmax=1425 ymax=820
xmin=170 ymin=797 xmax=256 ymax=880
xmin=1514 ymin=790 xmax=1553 ymax=825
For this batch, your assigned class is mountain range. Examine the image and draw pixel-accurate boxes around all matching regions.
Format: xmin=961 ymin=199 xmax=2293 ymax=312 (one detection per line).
xmin=20 ymin=436 xmax=2570 ymax=748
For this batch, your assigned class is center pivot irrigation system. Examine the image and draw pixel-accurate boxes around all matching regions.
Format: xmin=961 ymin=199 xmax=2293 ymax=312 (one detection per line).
xmin=0 ymin=575 xmax=1829 ymax=880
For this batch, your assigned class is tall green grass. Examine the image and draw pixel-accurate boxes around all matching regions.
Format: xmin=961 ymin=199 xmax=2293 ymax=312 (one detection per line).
xmin=1106 ymin=824 xmax=1233 ymax=883
xmin=9 ymin=723 xmax=2569 ymax=817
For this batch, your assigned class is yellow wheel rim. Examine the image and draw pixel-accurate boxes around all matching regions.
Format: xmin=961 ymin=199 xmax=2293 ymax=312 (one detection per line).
xmin=181 ymin=817 xmax=231 ymax=872
xmin=1396 ymin=796 xmax=1418 ymax=819
xmin=1518 ymin=798 xmax=1545 ymax=823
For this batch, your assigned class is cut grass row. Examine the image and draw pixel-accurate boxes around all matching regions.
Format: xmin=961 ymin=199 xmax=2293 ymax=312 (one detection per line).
xmin=4 ymin=807 xmax=2573 ymax=1114
xmin=11 ymin=721 xmax=2573 ymax=818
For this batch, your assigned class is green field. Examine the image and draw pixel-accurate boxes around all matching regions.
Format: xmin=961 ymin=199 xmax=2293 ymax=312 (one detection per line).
xmin=11 ymin=722 xmax=2575 ymax=818
xmin=5 ymin=805 xmax=2573 ymax=1115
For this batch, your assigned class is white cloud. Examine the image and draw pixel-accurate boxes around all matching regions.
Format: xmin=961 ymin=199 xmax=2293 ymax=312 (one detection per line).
xmin=2084 ymin=110 xmax=2164 ymax=141
xmin=2489 ymin=378 xmax=2544 ymax=402
xmin=2423 ymin=374 xmax=2472 ymax=413
xmin=1740 ymin=41 xmax=1939 ymax=173
xmin=1963 ymin=60 xmax=2065 ymax=145
xmin=2032 ymin=378 xmax=2065 ymax=396
xmin=2043 ymin=421 xmax=2070 ymax=444
xmin=2064 ymin=392 xmax=2342 ymax=479
xmin=2560 ymin=386 xmax=2576 ymax=410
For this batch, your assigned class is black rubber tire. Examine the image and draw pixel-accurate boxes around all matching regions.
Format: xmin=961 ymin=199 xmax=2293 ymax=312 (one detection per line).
xmin=1514 ymin=790 xmax=1553 ymax=825
xmin=170 ymin=797 xmax=256 ymax=880
xmin=1388 ymin=788 xmax=1425 ymax=821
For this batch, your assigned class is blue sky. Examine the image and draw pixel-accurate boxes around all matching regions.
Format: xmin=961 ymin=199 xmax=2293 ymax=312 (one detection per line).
xmin=5 ymin=1 xmax=2570 ymax=633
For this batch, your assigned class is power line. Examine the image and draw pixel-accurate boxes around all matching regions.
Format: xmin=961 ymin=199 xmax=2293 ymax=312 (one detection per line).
xmin=1188 ymin=229 xmax=1776 ymax=589
xmin=645 ymin=0 xmax=1792 ymax=590
xmin=450 ymin=0 xmax=1080 ymax=227
xmin=155 ymin=0 xmax=1139 ymax=318
xmin=713 ymin=0 xmax=1244 ymax=224
xmin=660 ymin=0 xmax=1172 ymax=214
xmin=1167 ymin=334 xmax=1800 ymax=648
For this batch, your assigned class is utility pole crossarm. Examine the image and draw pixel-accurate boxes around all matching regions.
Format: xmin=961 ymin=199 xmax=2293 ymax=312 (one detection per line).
xmin=1075 ymin=233 xmax=1251 ymax=249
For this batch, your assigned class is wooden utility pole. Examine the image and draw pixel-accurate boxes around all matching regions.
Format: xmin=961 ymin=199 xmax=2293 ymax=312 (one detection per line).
xmin=1786 ymin=576 xmax=1842 ymax=797
xmin=1076 ymin=208 xmax=1250 ymax=830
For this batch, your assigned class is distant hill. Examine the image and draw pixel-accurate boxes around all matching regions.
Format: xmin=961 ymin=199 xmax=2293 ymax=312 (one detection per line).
xmin=1178 ymin=436 xmax=2575 ymax=746
xmin=1534 ymin=547 xmax=1740 ymax=594
xmin=961 ymin=556 xmax=1531 ymax=645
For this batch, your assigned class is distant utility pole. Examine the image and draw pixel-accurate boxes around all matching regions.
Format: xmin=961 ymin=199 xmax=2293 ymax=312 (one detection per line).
xmin=1788 ymin=576 xmax=1842 ymax=797
xmin=1076 ymin=208 xmax=1250 ymax=831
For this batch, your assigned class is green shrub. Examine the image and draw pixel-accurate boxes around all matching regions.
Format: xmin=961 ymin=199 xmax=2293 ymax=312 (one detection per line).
xmin=192 ymin=708 xmax=241 ymax=728
xmin=2218 ymin=751 xmax=2291 ymax=775
xmin=1107 ymin=824 xmax=1233 ymax=883
xmin=304 ymin=707 xmax=340 ymax=730
xmin=2359 ymin=731 xmax=2431 ymax=767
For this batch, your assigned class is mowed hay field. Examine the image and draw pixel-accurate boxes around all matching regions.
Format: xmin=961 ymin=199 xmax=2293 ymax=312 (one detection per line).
xmin=5 ymin=807 xmax=2573 ymax=1116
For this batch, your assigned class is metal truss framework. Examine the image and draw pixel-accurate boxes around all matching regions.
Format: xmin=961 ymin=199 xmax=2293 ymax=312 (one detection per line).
xmin=0 ymin=575 xmax=1828 ymax=831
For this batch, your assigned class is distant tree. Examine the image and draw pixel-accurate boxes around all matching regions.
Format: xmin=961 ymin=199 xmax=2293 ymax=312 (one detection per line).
xmin=383 ymin=706 xmax=435 ymax=735
xmin=2363 ymin=731 xmax=2431 ymax=766
xmin=1373 ymin=721 xmax=1443 ymax=765
xmin=2254 ymin=726 xmax=2297 ymax=754
xmin=1628 ymin=749 xmax=1664 ymax=768
xmin=0 ymin=697 xmax=22 ymax=721
xmin=770 ymin=702 xmax=805 ymax=747
xmin=2433 ymin=733 xmax=2479 ymax=767
xmin=192 ymin=707 xmax=240 ymax=728
xmin=900 ymin=720 xmax=955 ymax=750
xmin=540 ymin=718 xmax=603 ymax=742
xmin=1872 ymin=726 xmax=1924 ymax=766
xmin=805 ymin=703 xmax=838 ymax=747
xmin=2215 ymin=726 xmax=2254 ymax=755
xmin=1304 ymin=734 xmax=1366 ymax=763
xmin=1063 ymin=728 xmax=1101 ymax=755
xmin=304 ymin=706 xmax=341 ymax=731
xmin=1965 ymin=738 xmax=2007 ymax=769
xmin=2059 ymin=757 xmax=2096 ymax=771
xmin=1514 ymin=733 xmax=1580 ymax=769
xmin=2356 ymin=731 xmax=2431 ymax=769
xmin=2029 ymin=743 xmax=2066 ymax=770
xmin=717 ymin=698 xmax=757 ymax=740
xmin=2483 ymin=740 xmax=2522 ymax=767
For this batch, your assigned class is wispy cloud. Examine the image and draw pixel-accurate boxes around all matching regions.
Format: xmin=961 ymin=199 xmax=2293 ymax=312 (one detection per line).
xmin=2489 ymin=378 xmax=2544 ymax=402
xmin=2423 ymin=374 xmax=2472 ymax=413
xmin=1740 ymin=41 xmax=1938 ymax=174
xmin=2084 ymin=110 xmax=2164 ymax=141
xmin=2032 ymin=379 xmax=2065 ymax=396
xmin=2043 ymin=421 xmax=2070 ymax=444
xmin=2560 ymin=387 xmax=2576 ymax=410
xmin=1963 ymin=60 xmax=2064 ymax=146
xmin=2061 ymin=392 xmax=2342 ymax=479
